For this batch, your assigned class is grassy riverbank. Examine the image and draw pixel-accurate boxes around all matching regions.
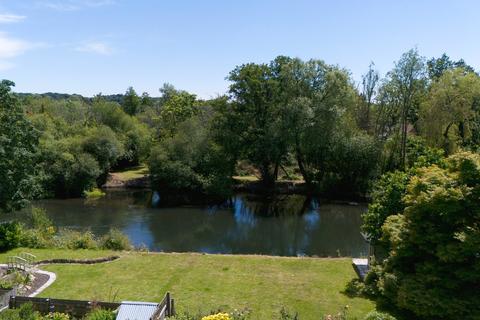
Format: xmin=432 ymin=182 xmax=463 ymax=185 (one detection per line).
xmin=0 ymin=249 xmax=374 ymax=319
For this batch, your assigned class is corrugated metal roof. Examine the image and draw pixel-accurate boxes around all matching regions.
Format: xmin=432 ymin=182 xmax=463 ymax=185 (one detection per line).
xmin=116 ymin=301 xmax=159 ymax=320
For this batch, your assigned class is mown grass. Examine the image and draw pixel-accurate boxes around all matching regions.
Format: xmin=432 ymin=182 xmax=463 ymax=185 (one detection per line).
xmin=0 ymin=249 xmax=374 ymax=319
xmin=111 ymin=165 xmax=149 ymax=181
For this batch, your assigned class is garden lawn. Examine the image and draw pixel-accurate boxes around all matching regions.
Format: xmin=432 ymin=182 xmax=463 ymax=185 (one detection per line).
xmin=0 ymin=249 xmax=374 ymax=319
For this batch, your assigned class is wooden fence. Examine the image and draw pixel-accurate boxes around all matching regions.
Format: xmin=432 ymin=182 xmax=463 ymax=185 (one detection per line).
xmin=150 ymin=292 xmax=175 ymax=319
xmin=9 ymin=296 xmax=120 ymax=318
xmin=8 ymin=293 xmax=175 ymax=319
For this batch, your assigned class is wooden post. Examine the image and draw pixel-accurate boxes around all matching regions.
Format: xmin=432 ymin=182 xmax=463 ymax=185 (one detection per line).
xmin=165 ymin=292 xmax=171 ymax=316
xmin=170 ymin=299 xmax=175 ymax=316
xmin=9 ymin=296 xmax=15 ymax=309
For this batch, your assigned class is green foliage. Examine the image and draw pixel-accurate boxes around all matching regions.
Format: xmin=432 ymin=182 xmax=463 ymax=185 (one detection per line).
xmin=156 ymin=85 xmax=198 ymax=138
xmin=375 ymin=49 xmax=427 ymax=170
xmin=84 ymin=188 xmax=106 ymax=199
xmin=44 ymin=313 xmax=70 ymax=320
xmin=363 ymin=136 xmax=445 ymax=244
xmin=0 ymin=221 xmax=23 ymax=252
xmin=0 ymin=303 xmax=42 ymax=320
xmin=20 ymin=207 xmax=56 ymax=248
xmin=321 ymin=132 xmax=379 ymax=195
xmin=343 ymin=279 xmax=365 ymax=297
xmin=0 ymin=80 xmax=40 ymax=212
xmin=426 ymin=53 xmax=475 ymax=80
xmin=122 ymin=86 xmax=141 ymax=116
xmin=91 ymin=97 xmax=151 ymax=167
xmin=368 ymin=152 xmax=480 ymax=320
xmin=84 ymin=309 xmax=116 ymax=320
xmin=0 ymin=306 xmax=72 ymax=320
xmin=82 ymin=126 xmax=124 ymax=174
xmin=420 ymin=67 xmax=480 ymax=153
xmin=149 ymin=116 xmax=234 ymax=197
xmin=220 ymin=56 xmax=369 ymax=190
xmin=57 ymin=229 xmax=98 ymax=250
xmin=362 ymin=171 xmax=409 ymax=244
xmin=100 ymin=228 xmax=132 ymax=250
xmin=40 ymin=141 xmax=101 ymax=197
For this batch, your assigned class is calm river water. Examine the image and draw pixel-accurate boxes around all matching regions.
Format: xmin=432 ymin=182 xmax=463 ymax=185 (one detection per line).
xmin=12 ymin=189 xmax=368 ymax=257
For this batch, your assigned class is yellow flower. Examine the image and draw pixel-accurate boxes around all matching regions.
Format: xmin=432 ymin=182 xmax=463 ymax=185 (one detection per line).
xmin=201 ymin=313 xmax=231 ymax=320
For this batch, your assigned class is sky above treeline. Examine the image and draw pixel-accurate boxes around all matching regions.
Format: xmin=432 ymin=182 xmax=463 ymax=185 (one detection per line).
xmin=0 ymin=0 xmax=479 ymax=98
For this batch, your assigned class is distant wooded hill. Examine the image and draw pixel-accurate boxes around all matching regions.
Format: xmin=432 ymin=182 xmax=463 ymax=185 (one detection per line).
xmin=16 ymin=92 xmax=161 ymax=104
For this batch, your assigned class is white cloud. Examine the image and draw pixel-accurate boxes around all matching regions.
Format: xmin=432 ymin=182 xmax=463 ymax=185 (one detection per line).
xmin=0 ymin=14 xmax=26 ymax=24
xmin=75 ymin=41 xmax=113 ymax=55
xmin=0 ymin=32 xmax=33 ymax=70
xmin=39 ymin=0 xmax=115 ymax=11
xmin=0 ymin=32 xmax=30 ymax=59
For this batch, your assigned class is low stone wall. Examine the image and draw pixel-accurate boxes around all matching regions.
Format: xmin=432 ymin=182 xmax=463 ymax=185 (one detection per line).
xmin=34 ymin=255 xmax=120 ymax=265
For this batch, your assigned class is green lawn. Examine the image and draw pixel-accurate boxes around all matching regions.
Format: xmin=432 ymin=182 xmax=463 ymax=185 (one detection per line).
xmin=110 ymin=165 xmax=149 ymax=181
xmin=0 ymin=249 xmax=374 ymax=319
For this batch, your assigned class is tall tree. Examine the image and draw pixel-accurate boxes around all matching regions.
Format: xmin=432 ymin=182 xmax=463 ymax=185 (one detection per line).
xmin=0 ymin=80 xmax=40 ymax=212
xmin=420 ymin=68 xmax=480 ymax=153
xmin=226 ymin=61 xmax=284 ymax=186
xmin=358 ymin=62 xmax=379 ymax=132
xmin=380 ymin=49 xmax=427 ymax=169
xmin=122 ymin=86 xmax=141 ymax=115
xmin=427 ymin=53 xmax=476 ymax=80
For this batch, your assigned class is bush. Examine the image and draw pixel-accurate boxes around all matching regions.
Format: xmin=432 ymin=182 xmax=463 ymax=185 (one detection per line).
xmin=149 ymin=117 xmax=234 ymax=198
xmin=0 ymin=303 xmax=41 ymax=320
xmin=0 ymin=221 xmax=23 ymax=252
xmin=56 ymin=229 xmax=98 ymax=249
xmin=361 ymin=171 xmax=409 ymax=245
xmin=100 ymin=228 xmax=132 ymax=251
xmin=84 ymin=188 xmax=106 ymax=199
xmin=343 ymin=279 xmax=365 ymax=297
xmin=44 ymin=313 xmax=70 ymax=320
xmin=371 ymin=152 xmax=480 ymax=320
xmin=362 ymin=311 xmax=396 ymax=320
xmin=84 ymin=309 xmax=116 ymax=320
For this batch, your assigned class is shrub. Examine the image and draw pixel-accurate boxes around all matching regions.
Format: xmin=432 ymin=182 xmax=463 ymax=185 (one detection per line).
xmin=100 ymin=228 xmax=132 ymax=251
xmin=56 ymin=229 xmax=98 ymax=249
xmin=0 ymin=303 xmax=41 ymax=320
xmin=84 ymin=309 xmax=116 ymax=320
xmin=84 ymin=188 xmax=106 ymax=199
xmin=20 ymin=229 xmax=51 ymax=249
xmin=362 ymin=311 xmax=396 ymax=320
xmin=371 ymin=152 xmax=480 ymax=320
xmin=0 ymin=221 xmax=23 ymax=252
xmin=343 ymin=279 xmax=365 ymax=297
xmin=44 ymin=313 xmax=70 ymax=320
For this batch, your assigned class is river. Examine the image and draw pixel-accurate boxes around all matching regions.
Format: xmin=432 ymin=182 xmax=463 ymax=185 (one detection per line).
xmin=9 ymin=189 xmax=369 ymax=257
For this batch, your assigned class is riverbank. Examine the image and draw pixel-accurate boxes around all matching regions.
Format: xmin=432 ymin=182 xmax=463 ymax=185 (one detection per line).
xmin=104 ymin=166 xmax=367 ymax=202
xmin=0 ymin=248 xmax=374 ymax=319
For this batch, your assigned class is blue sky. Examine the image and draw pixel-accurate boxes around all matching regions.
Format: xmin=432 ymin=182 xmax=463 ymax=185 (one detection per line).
xmin=0 ymin=0 xmax=479 ymax=98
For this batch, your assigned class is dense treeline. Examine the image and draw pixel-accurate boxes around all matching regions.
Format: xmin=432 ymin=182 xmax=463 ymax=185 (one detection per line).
xmin=1 ymin=49 xmax=480 ymax=207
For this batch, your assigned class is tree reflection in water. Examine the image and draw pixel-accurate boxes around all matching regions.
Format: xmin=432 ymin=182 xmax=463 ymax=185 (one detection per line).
xmin=19 ymin=190 xmax=368 ymax=257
